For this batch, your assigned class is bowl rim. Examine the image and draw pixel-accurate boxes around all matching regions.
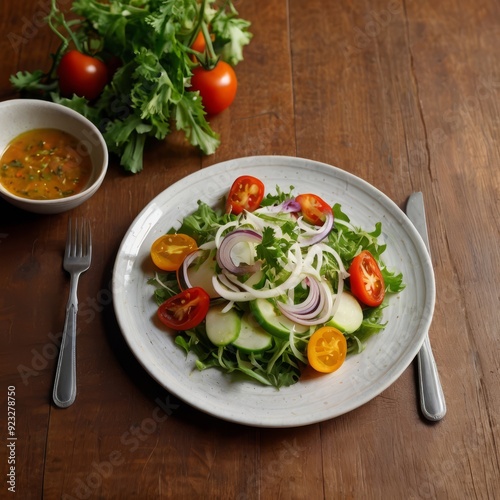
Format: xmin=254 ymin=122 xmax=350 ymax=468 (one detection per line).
xmin=0 ymin=98 xmax=108 ymax=206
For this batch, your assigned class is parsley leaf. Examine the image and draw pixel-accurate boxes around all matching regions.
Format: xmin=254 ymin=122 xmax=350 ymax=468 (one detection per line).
xmin=256 ymin=226 xmax=295 ymax=280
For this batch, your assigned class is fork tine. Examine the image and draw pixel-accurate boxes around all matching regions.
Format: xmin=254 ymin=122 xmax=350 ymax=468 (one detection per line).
xmin=65 ymin=218 xmax=73 ymax=259
xmin=82 ymin=218 xmax=92 ymax=258
xmin=71 ymin=218 xmax=79 ymax=258
xmin=88 ymin=221 xmax=92 ymax=258
xmin=76 ymin=219 xmax=83 ymax=258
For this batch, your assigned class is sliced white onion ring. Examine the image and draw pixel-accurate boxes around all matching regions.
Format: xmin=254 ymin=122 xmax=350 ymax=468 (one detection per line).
xmin=180 ymin=250 xmax=202 ymax=289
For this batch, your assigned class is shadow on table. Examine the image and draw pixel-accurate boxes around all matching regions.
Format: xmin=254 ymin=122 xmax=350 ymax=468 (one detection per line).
xmin=98 ymin=250 xmax=239 ymax=431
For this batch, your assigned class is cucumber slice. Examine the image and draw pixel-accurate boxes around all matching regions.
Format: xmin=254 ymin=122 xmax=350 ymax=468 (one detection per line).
xmin=249 ymin=298 xmax=309 ymax=339
xmin=232 ymin=312 xmax=273 ymax=353
xmin=241 ymin=269 xmax=265 ymax=288
xmin=186 ymin=252 xmax=219 ymax=299
xmin=326 ymin=292 xmax=363 ymax=333
xmin=205 ymin=304 xmax=241 ymax=346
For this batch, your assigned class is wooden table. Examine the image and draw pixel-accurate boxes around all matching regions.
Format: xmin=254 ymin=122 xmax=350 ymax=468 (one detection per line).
xmin=1 ymin=0 xmax=499 ymax=498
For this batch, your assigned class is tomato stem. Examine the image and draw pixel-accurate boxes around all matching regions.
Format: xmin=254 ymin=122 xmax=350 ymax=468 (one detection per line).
xmin=48 ymin=0 xmax=83 ymax=54
xmin=200 ymin=21 xmax=218 ymax=67
xmin=188 ymin=0 xmax=219 ymax=70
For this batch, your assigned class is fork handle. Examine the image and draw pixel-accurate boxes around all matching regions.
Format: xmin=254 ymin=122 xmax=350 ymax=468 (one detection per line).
xmin=53 ymin=300 xmax=78 ymax=408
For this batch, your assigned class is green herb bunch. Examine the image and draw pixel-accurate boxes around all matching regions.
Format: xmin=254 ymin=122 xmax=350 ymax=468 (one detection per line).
xmin=10 ymin=0 xmax=252 ymax=173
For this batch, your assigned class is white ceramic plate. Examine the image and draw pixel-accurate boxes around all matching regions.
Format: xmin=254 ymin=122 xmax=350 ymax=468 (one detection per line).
xmin=112 ymin=156 xmax=435 ymax=427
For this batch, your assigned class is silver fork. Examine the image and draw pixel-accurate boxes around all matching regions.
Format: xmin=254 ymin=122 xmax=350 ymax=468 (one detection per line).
xmin=53 ymin=218 xmax=92 ymax=408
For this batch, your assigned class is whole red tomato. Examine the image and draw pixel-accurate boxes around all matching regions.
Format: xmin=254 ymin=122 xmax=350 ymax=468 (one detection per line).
xmin=190 ymin=60 xmax=237 ymax=115
xmin=57 ymin=50 xmax=108 ymax=101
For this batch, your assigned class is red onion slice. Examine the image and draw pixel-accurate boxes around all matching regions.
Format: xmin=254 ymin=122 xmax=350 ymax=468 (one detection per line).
xmin=277 ymin=276 xmax=334 ymax=325
xmin=258 ymin=199 xmax=302 ymax=214
xmin=298 ymin=212 xmax=334 ymax=247
xmin=278 ymin=277 xmax=320 ymax=316
xmin=216 ymin=229 xmax=262 ymax=275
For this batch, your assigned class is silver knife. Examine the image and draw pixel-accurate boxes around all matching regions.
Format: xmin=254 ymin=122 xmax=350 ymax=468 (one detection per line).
xmin=406 ymin=192 xmax=447 ymax=421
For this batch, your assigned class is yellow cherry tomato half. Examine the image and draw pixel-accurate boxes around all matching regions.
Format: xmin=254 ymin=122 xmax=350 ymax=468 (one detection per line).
xmin=307 ymin=326 xmax=347 ymax=374
xmin=150 ymin=234 xmax=197 ymax=271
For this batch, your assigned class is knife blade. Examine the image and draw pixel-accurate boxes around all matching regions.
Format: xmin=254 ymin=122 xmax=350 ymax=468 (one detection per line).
xmin=406 ymin=192 xmax=447 ymax=421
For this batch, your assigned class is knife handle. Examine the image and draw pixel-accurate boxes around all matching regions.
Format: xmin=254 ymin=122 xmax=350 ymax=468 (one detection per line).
xmin=417 ymin=334 xmax=446 ymax=421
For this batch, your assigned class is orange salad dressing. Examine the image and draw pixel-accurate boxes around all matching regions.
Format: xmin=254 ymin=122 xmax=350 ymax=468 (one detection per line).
xmin=0 ymin=128 xmax=93 ymax=200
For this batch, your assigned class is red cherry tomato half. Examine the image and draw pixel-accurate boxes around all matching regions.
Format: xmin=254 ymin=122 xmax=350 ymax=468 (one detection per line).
xmin=296 ymin=193 xmax=333 ymax=226
xmin=348 ymin=250 xmax=385 ymax=307
xmin=57 ymin=50 xmax=108 ymax=101
xmin=225 ymin=175 xmax=265 ymax=215
xmin=157 ymin=287 xmax=210 ymax=331
xmin=190 ymin=60 xmax=237 ymax=115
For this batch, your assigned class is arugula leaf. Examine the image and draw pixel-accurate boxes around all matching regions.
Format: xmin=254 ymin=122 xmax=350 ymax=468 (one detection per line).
xmin=175 ymin=200 xmax=234 ymax=244
xmin=147 ymin=273 xmax=179 ymax=305
xmin=260 ymin=185 xmax=295 ymax=207
xmin=178 ymin=326 xmax=301 ymax=389
xmin=329 ymin=203 xmax=404 ymax=294
xmin=346 ymin=305 xmax=387 ymax=354
xmin=382 ymin=267 xmax=406 ymax=294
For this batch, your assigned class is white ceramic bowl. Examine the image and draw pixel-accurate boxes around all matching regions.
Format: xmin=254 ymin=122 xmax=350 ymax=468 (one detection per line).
xmin=0 ymin=99 xmax=108 ymax=214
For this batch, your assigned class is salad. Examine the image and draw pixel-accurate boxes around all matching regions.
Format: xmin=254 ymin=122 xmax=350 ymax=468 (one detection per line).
xmin=148 ymin=175 xmax=405 ymax=388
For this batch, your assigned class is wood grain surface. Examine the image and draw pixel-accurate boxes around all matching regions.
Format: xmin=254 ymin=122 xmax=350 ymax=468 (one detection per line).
xmin=1 ymin=0 xmax=499 ymax=498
